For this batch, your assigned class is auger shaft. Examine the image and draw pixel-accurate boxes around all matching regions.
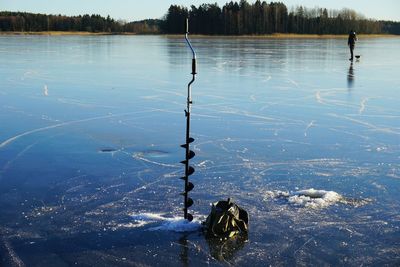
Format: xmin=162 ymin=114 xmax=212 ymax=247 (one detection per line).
xmin=181 ymin=18 xmax=196 ymax=222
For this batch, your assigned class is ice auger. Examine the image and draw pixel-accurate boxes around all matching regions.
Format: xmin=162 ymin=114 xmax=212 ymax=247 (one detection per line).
xmin=180 ymin=18 xmax=197 ymax=222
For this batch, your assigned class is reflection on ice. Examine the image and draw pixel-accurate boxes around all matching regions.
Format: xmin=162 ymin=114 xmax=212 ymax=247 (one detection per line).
xmin=347 ymin=62 xmax=354 ymax=88
xmin=206 ymin=233 xmax=248 ymax=263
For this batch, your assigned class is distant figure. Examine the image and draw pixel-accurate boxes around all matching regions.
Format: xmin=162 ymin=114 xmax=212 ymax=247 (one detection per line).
xmin=348 ymin=30 xmax=357 ymax=61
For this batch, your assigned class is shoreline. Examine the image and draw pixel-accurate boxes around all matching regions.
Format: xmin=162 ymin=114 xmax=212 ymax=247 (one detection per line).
xmin=0 ymin=31 xmax=398 ymax=38
xmin=164 ymin=33 xmax=400 ymax=39
xmin=0 ymin=31 xmax=137 ymax=36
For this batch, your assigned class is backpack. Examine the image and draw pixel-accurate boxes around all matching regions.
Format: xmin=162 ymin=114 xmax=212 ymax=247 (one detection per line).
xmin=203 ymin=198 xmax=249 ymax=238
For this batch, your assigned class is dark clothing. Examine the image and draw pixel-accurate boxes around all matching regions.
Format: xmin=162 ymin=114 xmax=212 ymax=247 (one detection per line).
xmin=348 ymin=31 xmax=357 ymax=60
xmin=349 ymin=44 xmax=354 ymax=60
xmin=348 ymin=32 xmax=357 ymax=46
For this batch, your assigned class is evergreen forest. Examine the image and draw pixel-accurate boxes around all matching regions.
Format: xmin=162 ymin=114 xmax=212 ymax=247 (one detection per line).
xmin=1 ymin=1 xmax=399 ymax=35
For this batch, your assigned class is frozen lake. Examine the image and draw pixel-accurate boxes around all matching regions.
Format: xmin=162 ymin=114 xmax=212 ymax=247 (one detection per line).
xmin=0 ymin=35 xmax=399 ymax=265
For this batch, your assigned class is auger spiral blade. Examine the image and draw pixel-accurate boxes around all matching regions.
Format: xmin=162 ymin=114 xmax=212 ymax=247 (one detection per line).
xmin=187 ymin=166 xmax=195 ymax=176
xmin=188 ymin=150 xmax=195 ymax=159
xmin=178 ymin=150 xmax=195 ymax=160
xmin=180 ymin=143 xmax=194 ymax=149
xmin=180 ymin=138 xmax=195 ymax=149
xmin=186 ymin=198 xmax=194 ymax=208
xmin=186 ymin=182 xmax=194 ymax=192
xmin=180 ymin=18 xmax=197 ymax=222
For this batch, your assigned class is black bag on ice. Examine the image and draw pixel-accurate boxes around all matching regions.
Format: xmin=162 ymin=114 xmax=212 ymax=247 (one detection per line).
xmin=203 ymin=198 xmax=249 ymax=238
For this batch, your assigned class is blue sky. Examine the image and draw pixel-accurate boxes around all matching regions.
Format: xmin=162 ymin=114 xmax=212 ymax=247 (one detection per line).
xmin=1 ymin=0 xmax=399 ymax=22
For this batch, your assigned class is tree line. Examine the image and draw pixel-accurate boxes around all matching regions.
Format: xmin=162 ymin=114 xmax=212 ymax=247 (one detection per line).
xmin=0 ymin=11 xmax=162 ymax=33
xmin=161 ymin=1 xmax=400 ymax=35
xmin=0 ymin=11 xmax=124 ymax=32
xmin=1 ymin=1 xmax=399 ymax=35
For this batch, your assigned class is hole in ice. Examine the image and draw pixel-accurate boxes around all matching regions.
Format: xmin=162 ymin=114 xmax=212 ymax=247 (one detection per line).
xmin=98 ymin=148 xmax=118 ymax=153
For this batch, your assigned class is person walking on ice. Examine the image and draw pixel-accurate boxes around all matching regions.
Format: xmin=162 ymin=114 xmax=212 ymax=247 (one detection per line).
xmin=348 ymin=29 xmax=357 ymax=61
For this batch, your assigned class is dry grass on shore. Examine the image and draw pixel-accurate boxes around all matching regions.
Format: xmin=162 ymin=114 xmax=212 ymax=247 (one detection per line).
xmin=0 ymin=31 xmax=136 ymax=36
xmin=0 ymin=31 xmax=398 ymax=38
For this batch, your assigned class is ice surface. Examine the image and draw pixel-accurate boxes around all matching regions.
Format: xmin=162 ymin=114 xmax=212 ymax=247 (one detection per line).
xmin=0 ymin=36 xmax=399 ymax=266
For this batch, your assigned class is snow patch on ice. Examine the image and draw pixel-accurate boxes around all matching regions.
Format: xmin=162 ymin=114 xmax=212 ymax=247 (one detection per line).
xmin=149 ymin=218 xmax=202 ymax=232
xmin=289 ymin=189 xmax=342 ymax=208
xmin=264 ymin=190 xmax=290 ymax=199
xmin=117 ymin=222 xmax=148 ymax=228
xmin=264 ymin=188 xmax=344 ymax=209
xmin=129 ymin=212 xmax=203 ymax=232
xmin=43 ymin=84 xmax=49 ymax=96
xmin=130 ymin=213 xmax=166 ymax=221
